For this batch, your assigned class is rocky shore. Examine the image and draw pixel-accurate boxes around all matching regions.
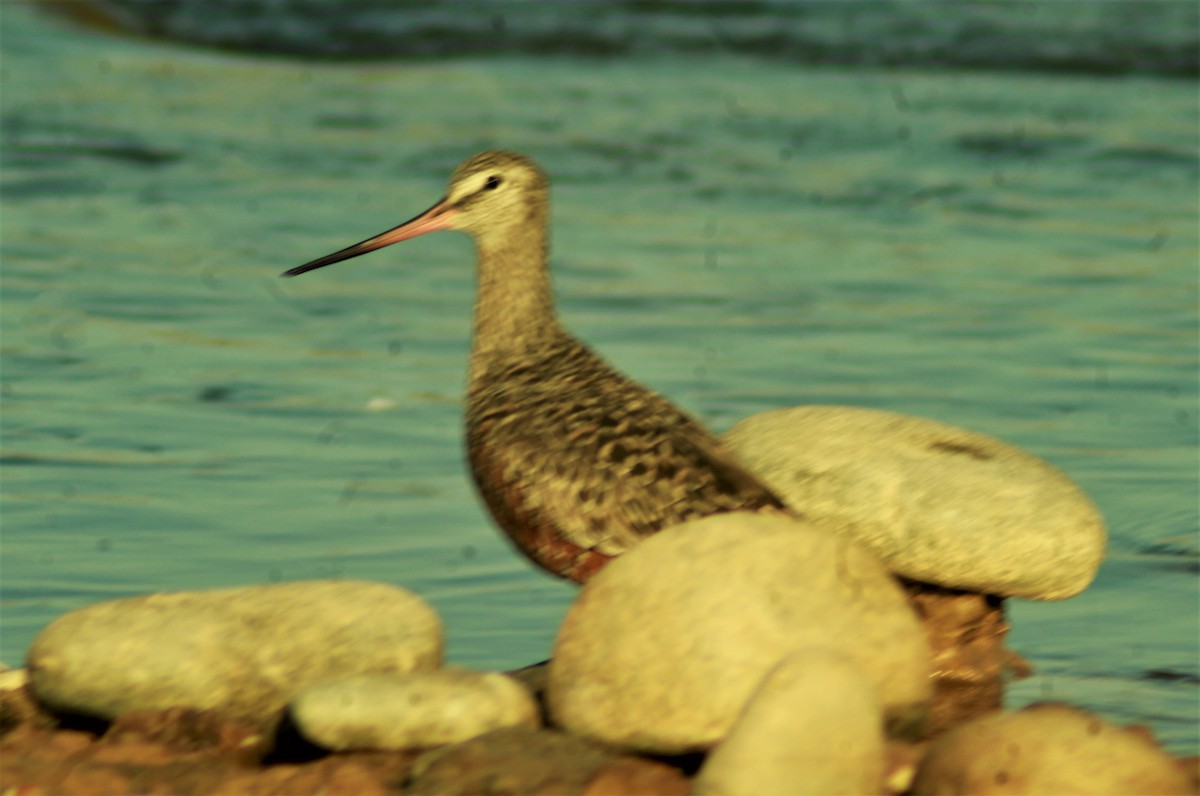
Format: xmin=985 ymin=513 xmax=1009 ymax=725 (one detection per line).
xmin=3 ymin=407 xmax=1195 ymax=793
xmin=1 ymin=570 xmax=1194 ymax=794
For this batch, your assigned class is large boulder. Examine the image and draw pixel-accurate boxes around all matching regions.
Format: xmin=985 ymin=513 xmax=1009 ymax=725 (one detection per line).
xmin=546 ymin=512 xmax=930 ymax=753
xmin=724 ymin=406 xmax=1106 ymax=599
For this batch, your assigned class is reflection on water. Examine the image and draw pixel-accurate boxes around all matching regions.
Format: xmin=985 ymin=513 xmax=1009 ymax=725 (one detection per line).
xmin=2 ymin=2 xmax=1197 ymax=752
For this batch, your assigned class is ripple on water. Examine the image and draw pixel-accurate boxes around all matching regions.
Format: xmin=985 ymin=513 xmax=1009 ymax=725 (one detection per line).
xmin=2 ymin=1 xmax=1196 ymax=754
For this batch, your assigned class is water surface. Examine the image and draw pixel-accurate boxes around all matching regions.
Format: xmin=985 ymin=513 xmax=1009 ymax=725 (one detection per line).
xmin=2 ymin=1 xmax=1197 ymax=752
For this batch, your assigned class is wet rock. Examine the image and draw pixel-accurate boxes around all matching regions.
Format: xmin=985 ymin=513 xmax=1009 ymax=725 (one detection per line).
xmin=0 ymin=721 xmax=234 ymax=796
xmin=289 ymin=667 xmax=539 ymax=751
xmin=1 ymin=707 xmax=261 ymax=794
xmin=695 ymin=649 xmax=885 ymax=796
xmin=547 ymin=512 xmax=931 ymax=753
xmin=724 ymin=406 xmax=1106 ymax=600
xmin=0 ymin=708 xmax=418 ymax=796
xmin=28 ymin=580 xmax=442 ymax=726
xmin=906 ymin=586 xmax=1013 ymax=686
xmin=102 ymin=706 xmax=267 ymax=762
xmin=911 ymin=702 xmax=1194 ymax=795
xmin=1 ymin=684 xmax=56 ymax=737
xmin=582 ymin=758 xmax=692 ymax=795
xmin=216 ymin=753 xmax=412 ymax=796
xmin=902 ymin=582 xmax=1034 ymax=737
xmin=2 ymin=723 xmax=96 ymax=761
xmin=407 ymin=726 xmax=630 ymax=795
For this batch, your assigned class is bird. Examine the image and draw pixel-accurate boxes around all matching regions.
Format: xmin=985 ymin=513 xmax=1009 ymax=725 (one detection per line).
xmin=284 ymin=150 xmax=788 ymax=583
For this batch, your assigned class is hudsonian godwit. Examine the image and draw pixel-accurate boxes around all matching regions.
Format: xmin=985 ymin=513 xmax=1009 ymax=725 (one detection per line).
xmin=285 ymin=150 xmax=787 ymax=582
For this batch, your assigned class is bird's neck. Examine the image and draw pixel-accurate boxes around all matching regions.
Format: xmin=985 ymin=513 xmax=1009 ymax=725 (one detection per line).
xmin=470 ymin=220 xmax=563 ymax=374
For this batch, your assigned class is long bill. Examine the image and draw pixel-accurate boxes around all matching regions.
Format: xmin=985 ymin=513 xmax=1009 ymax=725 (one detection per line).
xmin=282 ymin=199 xmax=458 ymax=277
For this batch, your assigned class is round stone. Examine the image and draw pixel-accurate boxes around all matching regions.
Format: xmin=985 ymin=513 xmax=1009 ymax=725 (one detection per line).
xmin=911 ymin=702 xmax=1193 ymax=795
xmin=289 ymin=668 xmax=539 ymax=751
xmin=695 ymin=649 xmax=885 ymax=796
xmin=723 ymin=406 xmax=1106 ymax=600
xmin=28 ymin=580 xmax=442 ymax=724
xmin=546 ymin=512 xmax=930 ymax=754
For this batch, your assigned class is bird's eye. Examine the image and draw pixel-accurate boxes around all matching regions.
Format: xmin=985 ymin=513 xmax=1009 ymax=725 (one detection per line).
xmin=484 ymin=175 xmax=503 ymax=191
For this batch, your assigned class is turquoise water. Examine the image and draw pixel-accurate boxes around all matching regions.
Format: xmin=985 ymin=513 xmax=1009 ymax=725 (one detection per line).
xmin=2 ymin=4 xmax=1197 ymax=752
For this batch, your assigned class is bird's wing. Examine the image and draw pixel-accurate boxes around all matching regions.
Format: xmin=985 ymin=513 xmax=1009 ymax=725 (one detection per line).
xmin=466 ymin=353 xmax=785 ymax=558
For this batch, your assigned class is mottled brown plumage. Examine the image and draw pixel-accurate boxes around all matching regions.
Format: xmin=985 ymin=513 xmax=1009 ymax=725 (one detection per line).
xmin=286 ymin=150 xmax=787 ymax=582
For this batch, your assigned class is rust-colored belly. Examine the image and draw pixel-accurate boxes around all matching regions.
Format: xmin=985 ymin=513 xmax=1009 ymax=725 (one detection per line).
xmin=468 ymin=441 xmax=612 ymax=584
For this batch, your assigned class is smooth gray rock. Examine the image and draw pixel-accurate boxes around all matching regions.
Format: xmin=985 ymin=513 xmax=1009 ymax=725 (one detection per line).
xmin=723 ymin=406 xmax=1106 ymax=600
xmin=695 ymin=649 xmax=885 ymax=796
xmin=547 ymin=512 xmax=930 ymax=754
xmin=911 ymin=703 xmax=1193 ymax=795
xmin=28 ymin=580 xmax=442 ymax=724
xmin=289 ymin=668 xmax=538 ymax=751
